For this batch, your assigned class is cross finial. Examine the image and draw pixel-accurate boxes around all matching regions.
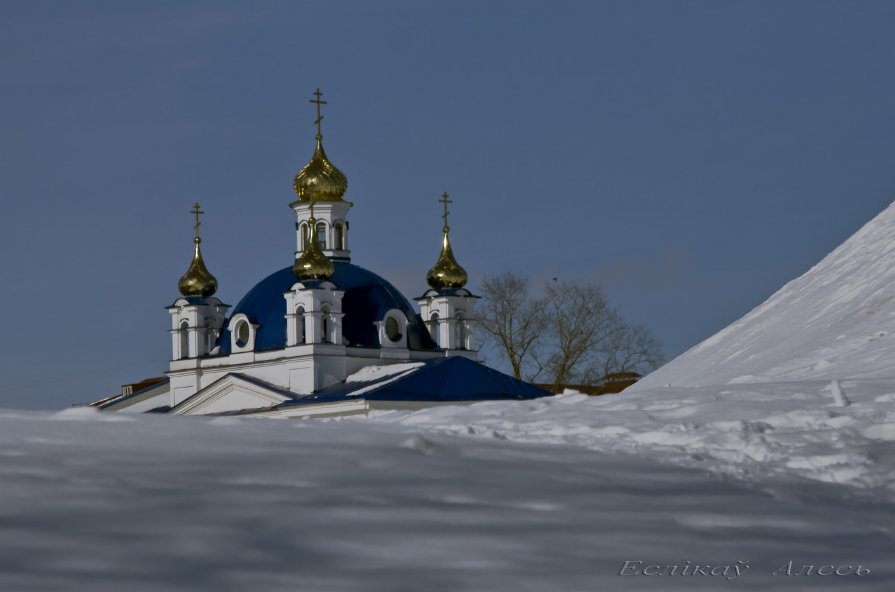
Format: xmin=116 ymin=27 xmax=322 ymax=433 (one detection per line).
xmin=439 ymin=192 xmax=452 ymax=231
xmin=310 ymin=87 xmax=327 ymax=140
xmin=191 ymin=202 xmax=203 ymax=240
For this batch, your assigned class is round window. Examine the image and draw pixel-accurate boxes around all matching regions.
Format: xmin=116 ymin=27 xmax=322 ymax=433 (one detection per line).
xmin=235 ymin=321 xmax=250 ymax=348
xmin=385 ymin=317 xmax=401 ymax=342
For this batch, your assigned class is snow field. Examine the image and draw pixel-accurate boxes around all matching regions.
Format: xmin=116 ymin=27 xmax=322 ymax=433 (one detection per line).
xmin=0 ymin=408 xmax=892 ymax=591
xmin=367 ymin=378 xmax=895 ymax=501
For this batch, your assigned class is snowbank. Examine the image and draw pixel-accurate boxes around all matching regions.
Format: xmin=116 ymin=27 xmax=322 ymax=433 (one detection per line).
xmin=367 ymin=378 xmax=895 ymax=501
xmin=0 ymin=409 xmax=891 ymax=591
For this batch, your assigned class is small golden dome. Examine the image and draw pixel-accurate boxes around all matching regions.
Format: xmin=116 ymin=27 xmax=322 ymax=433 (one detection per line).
xmin=293 ymin=215 xmax=334 ymax=280
xmin=426 ymin=230 xmax=468 ymax=290
xmin=179 ymin=237 xmax=218 ymax=298
xmin=293 ymin=136 xmax=348 ymax=202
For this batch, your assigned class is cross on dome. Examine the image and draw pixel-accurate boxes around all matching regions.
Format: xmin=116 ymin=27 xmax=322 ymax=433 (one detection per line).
xmin=292 ymin=87 xmax=348 ymax=202
xmin=191 ymin=202 xmax=204 ymax=240
xmin=426 ymin=192 xmax=468 ymax=290
xmin=310 ymin=88 xmax=327 ymax=140
xmin=439 ymin=192 xmax=452 ymax=231
xmin=178 ymin=201 xmax=218 ymax=298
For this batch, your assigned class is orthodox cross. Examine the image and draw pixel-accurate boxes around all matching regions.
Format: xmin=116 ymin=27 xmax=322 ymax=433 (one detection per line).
xmin=310 ymin=88 xmax=327 ymax=138
xmin=191 ymin=202 xmax=203 ymax=239
xmin=439 ymin=192 xmax=452 ymax=230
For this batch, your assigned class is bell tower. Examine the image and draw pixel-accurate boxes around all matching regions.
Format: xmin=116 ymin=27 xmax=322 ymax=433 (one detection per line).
xmin=167 ymin=203 xmax=228 ymax=361
xmin=290 ymin=88 xmax=352 ymax=262
xmin=417 ymin=193 xmax=478 ymax=357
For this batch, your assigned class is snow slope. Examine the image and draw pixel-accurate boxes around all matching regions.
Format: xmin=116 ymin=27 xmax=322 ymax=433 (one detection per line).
xmin=0 ymin=409 xmax=891 ymax=591
xmin=636 ymin=201 xmax=895 ymax=388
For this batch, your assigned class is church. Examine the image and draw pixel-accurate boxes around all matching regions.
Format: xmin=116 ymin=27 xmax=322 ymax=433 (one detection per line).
xmin=92 ymin=90 xmax=549 ymax=417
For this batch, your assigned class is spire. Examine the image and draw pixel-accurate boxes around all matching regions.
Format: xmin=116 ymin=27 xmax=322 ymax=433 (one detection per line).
xmin=178 ymin=203 xmax=218 ymax=298
xmin=426 ymin=192 xmax=468 ymax=290
xmin=293 ymin=203 xmax=335 ymax=281
xmin=293 ymin=88 xmax=348 ymax=202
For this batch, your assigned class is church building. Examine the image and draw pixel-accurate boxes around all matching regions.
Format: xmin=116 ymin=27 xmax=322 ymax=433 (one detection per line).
xmin=93 ymin=90 xmax=548 ymax=417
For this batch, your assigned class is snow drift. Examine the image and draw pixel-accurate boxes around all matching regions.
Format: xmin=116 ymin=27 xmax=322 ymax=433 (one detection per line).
xmin=1 ymin=410 xmax=891 ymax=591
xmin=635 ymin=201 xmax=895 ymax=388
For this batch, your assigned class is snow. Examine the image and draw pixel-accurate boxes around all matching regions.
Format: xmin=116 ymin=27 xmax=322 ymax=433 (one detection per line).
xmin=342 ymin=363 xmax=425 ymax=398
xmin=345 ymin=362 xmax=424 ymax=383
xmin=634 ymin=201 xmax=895 ymax=387
xmin=0 ymin=410 xmax=891 ymax=591
xmin=366 ymin=378 xmax=895 ymax=501
xmin=829 ymin=378 xmax=851 ymax=407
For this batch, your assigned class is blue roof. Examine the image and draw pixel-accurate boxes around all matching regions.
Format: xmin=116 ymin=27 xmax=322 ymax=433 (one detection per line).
xmin=219 ymin=261 xmax=437 ymax=354
xmin=282 ymin=357 xmax=552 ymax=406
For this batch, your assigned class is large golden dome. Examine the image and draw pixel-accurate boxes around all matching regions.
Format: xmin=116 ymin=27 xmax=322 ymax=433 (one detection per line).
xmin=292 ymin=136 xmax=348 ymax=202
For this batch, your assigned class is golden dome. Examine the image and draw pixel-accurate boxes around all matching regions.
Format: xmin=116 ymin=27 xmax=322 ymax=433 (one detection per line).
xmin=293 ymin=215 xmax=334 ymax=280
xmin=426 ymin=229 xmax=468 ymax=290
xmin=179 ymin=237 xmax=218 ymax=298
xmin=292 ymin=136 xmax=348 ymax=202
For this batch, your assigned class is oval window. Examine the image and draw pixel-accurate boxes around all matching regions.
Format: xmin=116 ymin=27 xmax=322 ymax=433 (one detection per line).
xmin=385 ymin=317 xmax=401 ymax=342
xmin=235 ymin=321 xmax=250 ymax=348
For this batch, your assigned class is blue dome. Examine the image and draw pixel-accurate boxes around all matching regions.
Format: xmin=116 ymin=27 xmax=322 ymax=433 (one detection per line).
xmin=219 ymin=262 xmax=437 ymax=354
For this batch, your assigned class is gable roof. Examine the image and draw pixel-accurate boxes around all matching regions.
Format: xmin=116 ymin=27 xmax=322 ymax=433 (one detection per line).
xmin=169 ymin=372 xmax=299 ymax=416
xmin=96 ymin=377 xmax=170 ymax=411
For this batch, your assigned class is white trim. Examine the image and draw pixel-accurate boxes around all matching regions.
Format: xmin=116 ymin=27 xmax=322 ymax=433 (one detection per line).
xmin=171 ymin=374 xmax=294 ymax=416
xmin=229 ymin=313 xmax=258 ymax=353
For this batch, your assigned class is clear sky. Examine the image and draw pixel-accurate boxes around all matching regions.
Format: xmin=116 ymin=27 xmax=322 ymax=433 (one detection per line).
xmin=2 ymin=1 xmax=895 ymax=409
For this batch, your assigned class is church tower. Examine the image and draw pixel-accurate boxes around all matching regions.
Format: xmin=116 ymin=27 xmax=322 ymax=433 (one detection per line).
xmin=417 ymin=193 xmax=478 ymax=357
xmin=286 ymin=202 xmax=345 ymax=348
xmin=291 ymin=88 xmax=352 ymax=262
xmin=167 ymin=203 xmax=229 ymax=361
xmin=283 ymin=89 xmax=347 ymax=392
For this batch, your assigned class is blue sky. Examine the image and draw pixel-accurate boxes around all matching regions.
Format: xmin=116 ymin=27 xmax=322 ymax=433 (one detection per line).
xmin=2 ymin=1 xmax=895 ymax=408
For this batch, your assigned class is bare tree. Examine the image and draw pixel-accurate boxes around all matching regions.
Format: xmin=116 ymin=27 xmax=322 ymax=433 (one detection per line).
xmin=581 ymin=323 xmax=664 ymax=384
xmin=605 ymin=324 xmax=663 ymax=375
xmin=477 ymin=273 xmax=548 ymax=380
xmin=479 ymin=274 xmax=664 ymax=389
xmin=540 ymin=281 xmax=619 ymax=386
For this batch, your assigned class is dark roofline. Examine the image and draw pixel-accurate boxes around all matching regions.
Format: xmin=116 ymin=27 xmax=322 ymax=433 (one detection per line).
xmin=97 ymin=377 xmax=170 ymax=409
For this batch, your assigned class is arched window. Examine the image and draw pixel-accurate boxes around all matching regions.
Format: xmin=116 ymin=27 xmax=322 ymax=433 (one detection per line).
xmin=334 ymin=223 xmax=344 ymax=250
xmin=296 ymin=307 xmax=306 ymax=344
xmin=455 ymin=312 xmax=466 ymax=350
xmin=321 ymin=305 xmax=332 ymax=343
xmin=316 ymin=222 xmax=327 ymax=250
xmin=301 ymin=223 xmax=309 ymax=250
xmin=205 ymin=321 xmax=216 ymax=355
xmin=429 ymin=312 xmax=439 ymax=346
xmin=179 ymin=320 xmax=189 ymax=359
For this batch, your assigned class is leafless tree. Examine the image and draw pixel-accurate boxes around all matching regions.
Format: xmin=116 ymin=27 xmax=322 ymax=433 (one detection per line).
xmin=478 ymin=273 xmax=664 ymax=388
xmin=540 ymin=281 xmax=619 ymax=386
xmin=477 ymin=273 xmax=548 ymax=380
xmin=583 ymin=323 xmax=664 ymax=384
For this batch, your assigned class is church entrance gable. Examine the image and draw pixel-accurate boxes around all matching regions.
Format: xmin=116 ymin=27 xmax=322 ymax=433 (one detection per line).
xmin=170 ymin=373 xmax=296 ymax=416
